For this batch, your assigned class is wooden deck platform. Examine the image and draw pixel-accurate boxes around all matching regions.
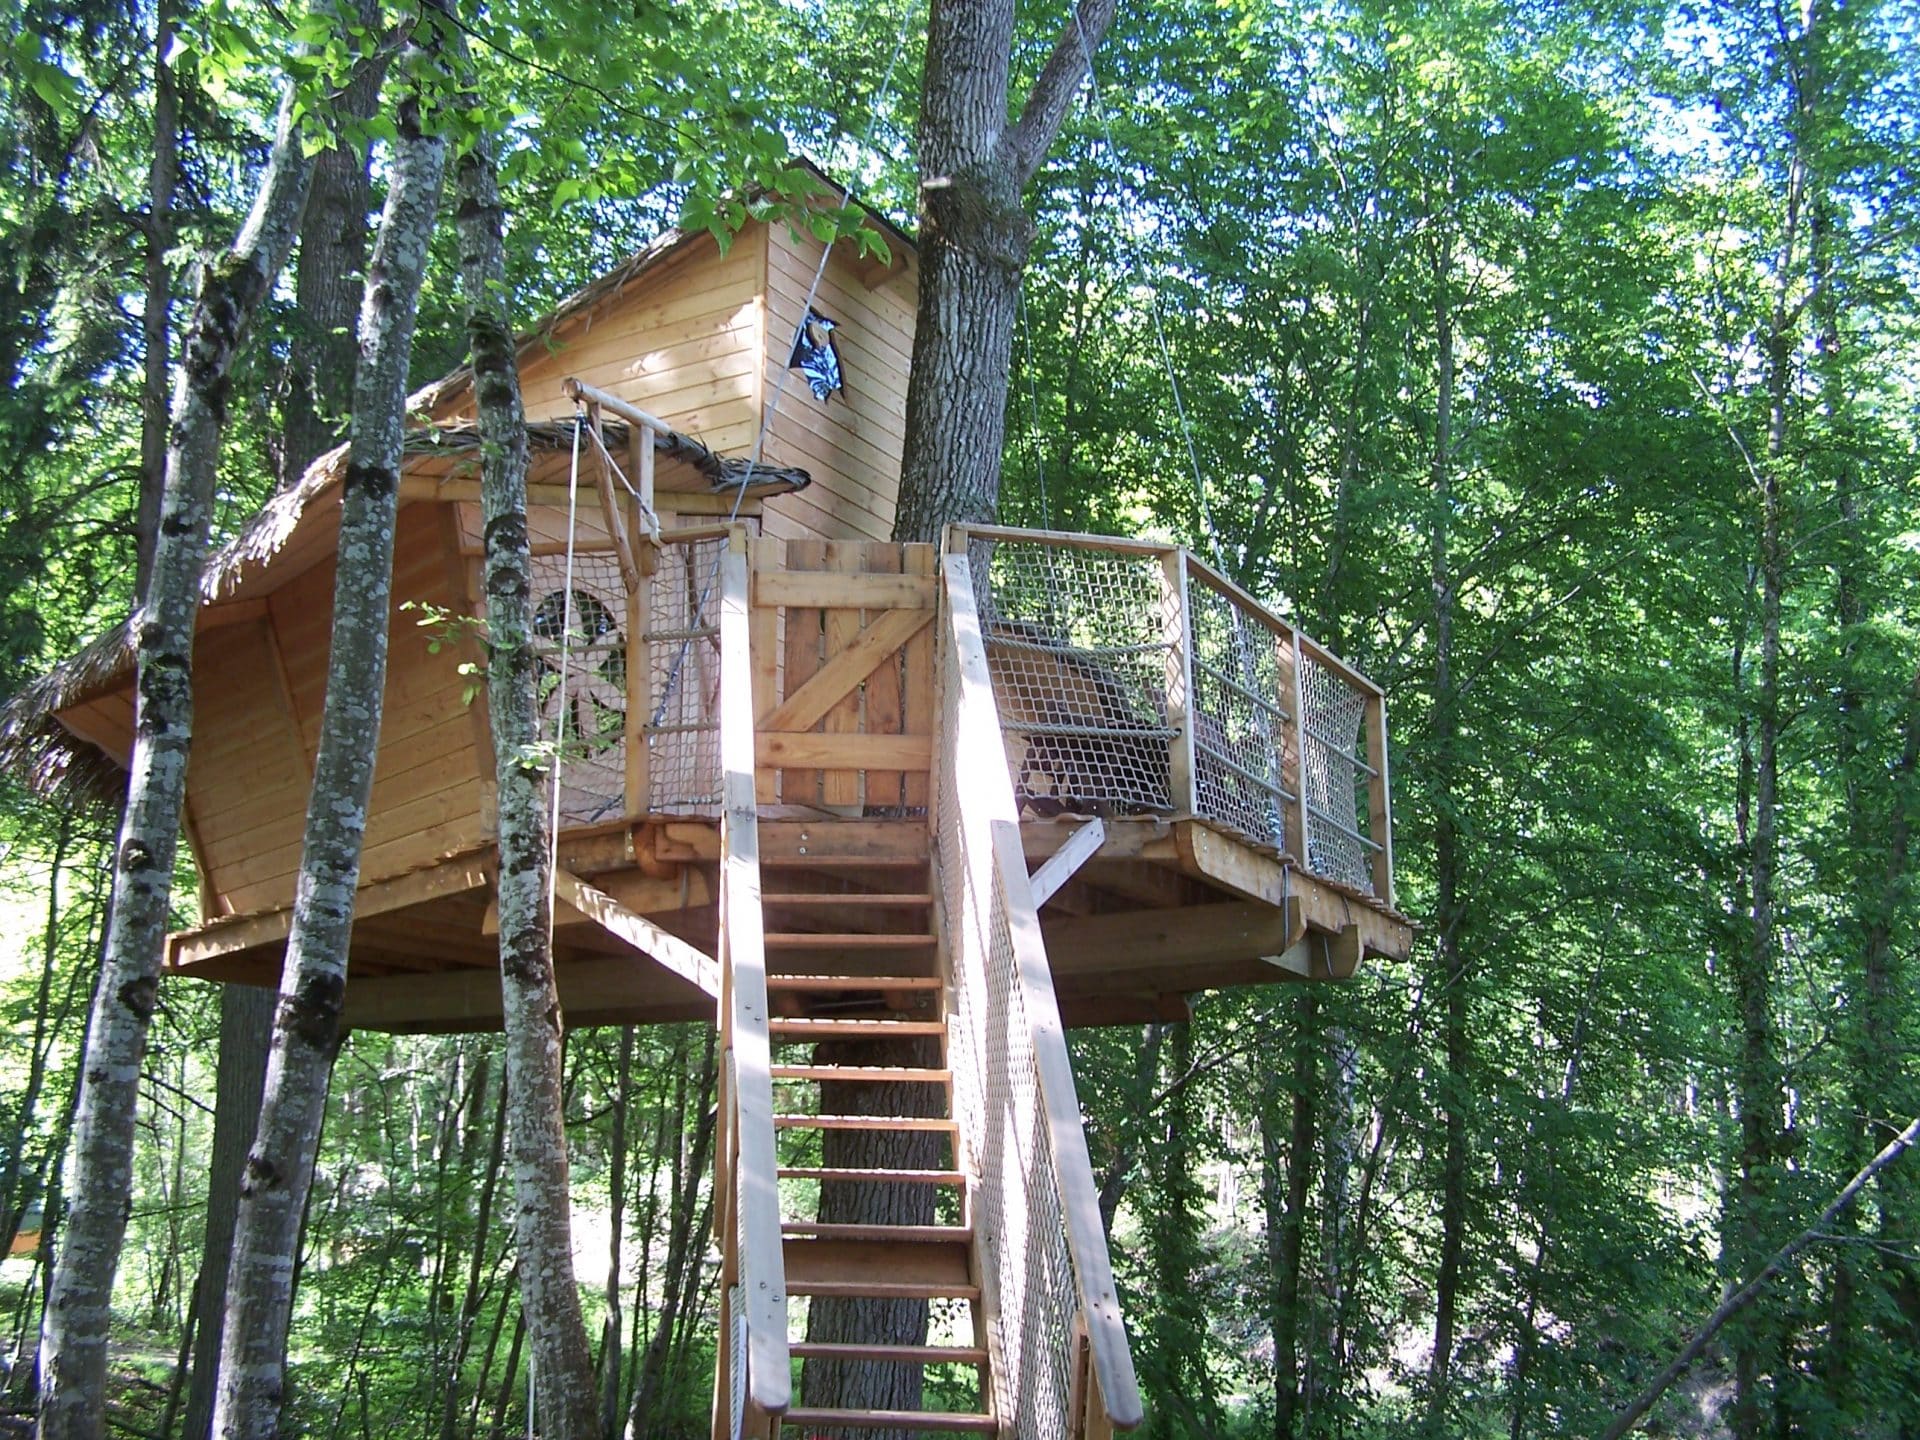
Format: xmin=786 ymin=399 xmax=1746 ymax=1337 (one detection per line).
xmin=166 ymin=814 xmax=1412 ymax=1032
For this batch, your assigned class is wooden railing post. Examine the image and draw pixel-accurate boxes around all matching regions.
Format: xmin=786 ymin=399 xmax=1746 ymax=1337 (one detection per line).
xmin=717 ymin=531 xmax=789 ymax=1431
xmin=1286 ymin=624 xmax=1313 ymax=872
xmin=1161 ymin=552 xmax=1197 ymax=817
xmin=1366 ymin=693 xmax=1394 ymax=908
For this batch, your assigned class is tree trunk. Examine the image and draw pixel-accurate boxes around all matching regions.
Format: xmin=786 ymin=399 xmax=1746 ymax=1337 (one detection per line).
xmin=135 ymin=0 xmax=176 ymax=601
xmin=455 ymin=113 xmax=600 ymax=1440
xmin=891 ymin=0 xmax=1117 ymax=542
xmin=1426 ymin=226 xmax=1468 ymax=1418
xmin=1727 ymin=87 xmax=1802 ymax=1438
xmin=38 ymin=59 xmax=320 ymax=1440
xmin=212 ymin=28 xmax=449 ymax=1436
xmin=1262 ymin=994 xmax=1316 ymax=1440
xmin=628 ymin=1031 xmax=717 ymax=1439
xmin=180 ymin=986 xmax=273 ymax=1440
xmin=279 ymin=0 xmax=384 ymax=489
xmin=602 ymin=1027 xmax=633 ymax=1438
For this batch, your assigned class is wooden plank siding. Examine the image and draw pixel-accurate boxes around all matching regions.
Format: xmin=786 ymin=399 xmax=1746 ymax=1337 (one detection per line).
xmin=191 ymin=503 xmax=490 ymax=915
xmin=513 ymin=234 xmax=767 ymax=445
xmin=58 ymin=213 xmax=921 ymax=931
xmin=759 ymin=225 xmax=914 ymax=545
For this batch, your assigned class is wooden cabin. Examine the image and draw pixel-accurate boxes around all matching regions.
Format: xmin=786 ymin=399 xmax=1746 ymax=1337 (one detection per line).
xmin=2 ymin=185 xmax=1411 ymax=1439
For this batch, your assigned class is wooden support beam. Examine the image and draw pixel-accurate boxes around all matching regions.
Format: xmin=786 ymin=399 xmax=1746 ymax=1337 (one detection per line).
xmin=1039 ymin=901 xmax=1299 ymax=975
xmin=758 ymin=608 xmax=931 ymax=734
xmin=482 ymin=868 xmax=711 ymax=933
xmin=169 ymin=853 xmax=493 ymax=971
xmin=342 ymin=955 xmax=715 ymax=1032
xmin=1028 ymin=819 xmax=1105 ymax=910
xmin=552 ymin=866 xmax=720 ymax=998
xmin=752 ymin=572 xmax=935 ymax=610
xmin=756 ymin=733 xmax=931 ymax=772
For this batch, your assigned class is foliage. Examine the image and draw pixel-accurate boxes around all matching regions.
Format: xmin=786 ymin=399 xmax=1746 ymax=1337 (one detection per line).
xmin=0 ymin=0 xmax=1915 ymax=1434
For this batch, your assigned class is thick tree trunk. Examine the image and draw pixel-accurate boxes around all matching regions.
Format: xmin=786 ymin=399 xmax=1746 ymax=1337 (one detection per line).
xmin=455 ymin=117 xmax=600 ymax=1440
xmin=891 ymin=0 xmax=1117 ymax=542
xmin=212 ymin=30 xmax=449 ymax=1437
xmin=38 ymin=68 xmax=319 ymax=1440
xmin=279 ymin=0 xmax=384 ymax=489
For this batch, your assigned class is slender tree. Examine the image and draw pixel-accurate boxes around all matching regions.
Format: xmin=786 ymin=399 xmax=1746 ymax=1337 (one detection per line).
xmin=38 ymin=48 xmax=321 ymax=1440
xmin=452 ymin=98 xmax=600 ymax=1440
xmin=212 ymin=12 xmax=451 ymax=1432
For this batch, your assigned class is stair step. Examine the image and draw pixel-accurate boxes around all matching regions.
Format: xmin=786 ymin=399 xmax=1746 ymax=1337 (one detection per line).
xmin=781 ymin=1223 xmax=973 ymax=1245
xmin=780 ymin=1408 xmax=996 ymax=1434
xmin=774 ymin=1114 xmax=955 ymax=1132
xmin=770 ymin=1018 xmax=946 ymax=1039
xmin=778 ymin=1166 xmax=965 ymax=1186
xmin=767 ymin=974 xmax=941 ymax=992
xmin=772 ymin=1065 xmax=951 ymax=1084
xmin=766 ymin=932 xmax=937 ymax=948
xmin=789 ymin=1342 xmax=987 ymax=1366
xmin=783 ymin=1236 xmax=979 ymax=1301
xmin=763 ymin=892 xmax=935 ymax=907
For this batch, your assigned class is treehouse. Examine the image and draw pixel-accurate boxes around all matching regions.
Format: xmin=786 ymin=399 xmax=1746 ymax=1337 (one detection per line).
xmin=2 ymin=187 xmax=1410 ymax=1439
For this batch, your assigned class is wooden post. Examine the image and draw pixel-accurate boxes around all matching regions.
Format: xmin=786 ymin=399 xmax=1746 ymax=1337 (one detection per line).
xmin=625 ymin=549 xmax=651 ymax=819
xmin=1287 ymin=626 xmax=1312 ymax=872
xmin=1161 ymin=551 xmax=1198 ymax=818
xmin=586 ymin=403 xmax=643 ymax=597
xmin=717 ymin=537 xmax=789 ymax=1425
xmin=1366 ymin=693 xmax=1394 ymax=907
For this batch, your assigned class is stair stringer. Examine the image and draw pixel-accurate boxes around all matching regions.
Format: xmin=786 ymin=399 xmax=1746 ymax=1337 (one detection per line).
xmin=934 ymin=550 xmax=1143 ymax=1440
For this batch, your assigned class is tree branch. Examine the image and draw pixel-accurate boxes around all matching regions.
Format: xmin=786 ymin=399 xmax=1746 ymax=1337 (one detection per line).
xmin=1601 ymin=1114 xmax=1920 ymax=1440
xmin=1006 ymin=0 xmax=1119 ymax=185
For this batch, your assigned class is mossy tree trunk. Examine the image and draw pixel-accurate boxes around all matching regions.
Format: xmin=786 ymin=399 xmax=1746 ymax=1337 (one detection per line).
xmin=211 ymin=17 xmax=450 ymax=1436
xmin=38 ymin=55 xmax=320 ymax=1440
xmin=455 ymin=105 xmax=601 ymax=1440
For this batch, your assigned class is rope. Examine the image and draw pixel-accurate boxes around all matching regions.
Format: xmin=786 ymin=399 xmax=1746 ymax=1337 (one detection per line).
xmin=1066 ymin=9 xmax=1223 ymax=573
xmin=631 ymin=0 xmax=922 ymax=782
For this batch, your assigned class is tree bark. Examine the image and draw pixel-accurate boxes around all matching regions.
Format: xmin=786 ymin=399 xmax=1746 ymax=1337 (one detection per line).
xmin=455 ymin=111 xmax=600 ymax=1440
xmin=135 ymin=0 xmax=176 ymax=601
xmin=212 ymin=24 xmax=449 ymax=1435
xmin=181 ymin=985 xmax=274 ymax=1440
xmin=1727 ymin=87 xmax=1803 ymax=1437
xmin=38 ymin=59 xmax=320 ymax=1440
xmin=1426 ymin=225 xmax=1469 ymax=1417
xmin=891 ymin=0 xmax=1118 ymax=542
xmin=279 ymin=0 xmax=384 ymax=489
xmin=1262 ymin=994 xmax=1316 ymax=1440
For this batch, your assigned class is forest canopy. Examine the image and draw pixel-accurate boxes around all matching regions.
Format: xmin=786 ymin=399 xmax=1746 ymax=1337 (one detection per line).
xmin=0 ymin=0 xmax=1916 ymax=1437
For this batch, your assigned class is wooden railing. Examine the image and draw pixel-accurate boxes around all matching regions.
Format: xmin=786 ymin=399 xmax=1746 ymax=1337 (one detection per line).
xmin=937 ymin=552 xmax=1143 ymax=1437
xmin=952 ymin=526 xmax=1394 ymax=909
xmin=711 ymin=531 xmax=789 ymax=1440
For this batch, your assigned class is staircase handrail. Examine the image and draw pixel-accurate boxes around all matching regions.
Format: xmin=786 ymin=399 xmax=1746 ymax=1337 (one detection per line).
xmin=716 ymin=535 xmax=790 ymax=1428
xmin=940 ymin=551 xmax=1144 ymax=1431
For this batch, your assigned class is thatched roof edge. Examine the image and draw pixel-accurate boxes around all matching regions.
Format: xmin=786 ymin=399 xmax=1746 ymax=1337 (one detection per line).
xmin=0 ymin=446 xmax=353 ymax=805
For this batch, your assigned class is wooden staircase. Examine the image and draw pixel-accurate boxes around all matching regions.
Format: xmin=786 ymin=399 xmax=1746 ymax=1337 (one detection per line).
xmin=761 ymin=834 xmax=998 ymax=1436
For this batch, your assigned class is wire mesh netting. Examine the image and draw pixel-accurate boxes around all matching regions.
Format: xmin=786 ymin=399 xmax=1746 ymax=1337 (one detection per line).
xmin=641 ymin=537 xmax=726 ymax=813
xmin=1299 ymin=653 xmax=1374 ymax=894
xmin=527 ymin=538 xmax=727 ymax=828
xmin=977 ymin=544 xmax=1178 ymax=818
xmin=530 ymin=551 xmax=629 ymax=827
xmin=938 ymin=623 xmax=1081 ymax=1440
xmin=1186 ymin=580 xmax=1293 ymax=850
